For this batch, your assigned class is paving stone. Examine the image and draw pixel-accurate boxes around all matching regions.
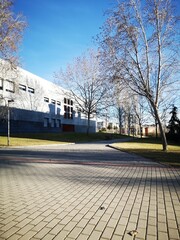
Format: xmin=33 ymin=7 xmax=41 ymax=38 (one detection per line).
xmin=114 ymin=224 xmax=126 ymax=236
xmin=33 ymin=227 xmax=51 ymax=239
xmin=53 ymin=230 xmax=69 ymax=240
xmin=88 ymin=230 xmax=102 ymax=240
xmin=146 ymin=235 xmax=157 ymax=240
xmin=168 ymin=228 xmax=180 ymax=239
xmin=81 ymin=224 xmax=95 ymax=235
xmin=158 ymin=231 xmax=169 ymax=240
xmin=67 ymin=227 xmax=83 ymax=239
xmin=18 ymin=230 xmax=36 ymax=240
xmin=7 ymin=234 xmax=21 ymax=240
xmin=0 ymin=227 xmax=20 ymax=239
xmin=31 ymin=221 xmax=47 ymax=232
xmin=29 ymin=216 xmax=45 ymax=226
xmin=101 ymin=226 xmax=114 ymax=239
xmin=76 ymin=219 xmax=89 ymax=228
xmin=45 ymin=218 xmax=60 ymax=228
xmin=15 ymin=218 xmax=32 ymax=228
xmin=16 ymin=224 xmax=34 ymax=235
xmin=147 ymin=225 xmax=157 ymax=236
xmin=41 ymin=233 xmax=55 ymax=240
xmin=49 ymin=224 xmax=65 ymax=235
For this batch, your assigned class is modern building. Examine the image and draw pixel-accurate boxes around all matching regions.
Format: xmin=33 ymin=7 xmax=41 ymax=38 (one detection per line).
xmin=0 ymin=61 xmax=96 ymax=134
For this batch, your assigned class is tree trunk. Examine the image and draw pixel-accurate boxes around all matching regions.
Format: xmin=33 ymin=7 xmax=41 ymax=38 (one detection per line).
xmin=118 ymin=107 xmax=122 ymax=134
xmin=151 ymin=103 xmax=168 ymax=151
xmin=138 ymin=120 xmax=143 ymax=138
xmin=87 ymin=113 xmax=90 ymax=135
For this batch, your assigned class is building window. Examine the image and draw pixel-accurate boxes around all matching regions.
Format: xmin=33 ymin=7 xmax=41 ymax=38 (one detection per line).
xmin=5 ymin=80 xmax=15 ymax=93
xmin=51 ymin=119 xmax=55 ymax=127
xmin=57 ymin=101 xmax=61 ymax=106
xmin=51 ymin=99 xmax=56 ymax=104
xmin=19 ymin=84 xmax=26 ymax=91
xmin=64 ymin=98 xmax=73 ymax=119
xmin=44 ymin=97 xmax=49 ymax=103
xmin=56 ymin=119 xmax=61 ymax=128
xmin=0 ymin=78 xmax=3 ymax=90
xmin=28 ymin=87 xmax=35 ymax=94
xmin=44 ymin=118 xmax=49 ymax=127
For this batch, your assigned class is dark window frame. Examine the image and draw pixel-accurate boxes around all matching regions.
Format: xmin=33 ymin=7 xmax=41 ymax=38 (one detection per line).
xmin=19 ymin=84 xmax=26 ymax=91
xmin=28 ymin=87 xmax=35 ymax=94
xmin=5 ymin=79 xmax=15 ymax=93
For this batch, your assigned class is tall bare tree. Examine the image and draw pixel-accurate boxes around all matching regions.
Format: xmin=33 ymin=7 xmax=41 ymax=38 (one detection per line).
xmin=0 ymin=0 xmax=26 ymax=65
xmin=55 ymin=49 xmax=111 ymax=134
xmin=98 ymin=0 xmax=180 ymax=150
xmin=0 ymin=0 xmax=26 ymax=129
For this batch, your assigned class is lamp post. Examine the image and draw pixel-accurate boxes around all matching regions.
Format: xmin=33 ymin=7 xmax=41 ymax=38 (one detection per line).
xmin=7 ymin=99 xmax=14 ymax=146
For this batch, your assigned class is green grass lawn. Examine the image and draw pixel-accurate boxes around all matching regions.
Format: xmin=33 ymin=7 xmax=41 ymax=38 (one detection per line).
xmin=112 ymin=138 xmax=180 ymax=167
xmin=0 ymin=132 xmax=127 ymax=146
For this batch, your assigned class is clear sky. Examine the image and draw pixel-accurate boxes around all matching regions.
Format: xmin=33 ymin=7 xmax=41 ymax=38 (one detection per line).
xmin=13 ymin=0 xmax=116 ymax=81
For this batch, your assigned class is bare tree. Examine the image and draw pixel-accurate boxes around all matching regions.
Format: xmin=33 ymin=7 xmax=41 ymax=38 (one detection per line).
xmin=131 ymin=94 xmax=148 ymax=138
xmin=0 ymin=0 xmax=26 ymax=65
xmin=0 ymin=0 xmax=26 ymax=120
xmin=113 ymin=82 xmax=128 ymax=134
xmin=55 ymin=49 xmax=111 ymax=134
xmin=98 ymin=0 xmax=180 ymax=150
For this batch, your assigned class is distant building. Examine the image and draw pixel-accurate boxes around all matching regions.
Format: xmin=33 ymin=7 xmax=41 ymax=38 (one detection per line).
xmin=0 ymin=61 xmax=96 ymax=134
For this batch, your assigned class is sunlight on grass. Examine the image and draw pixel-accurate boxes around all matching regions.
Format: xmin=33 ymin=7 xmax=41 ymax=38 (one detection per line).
xmin=112 ymin=141 xmax=180 ymax=167
xmin=113 ymin=142 xmax=180 ymax=151
xmin=0 ymin=136 xmax=68 ymax=146
xmin=0 ymin=132 xmax=126 ymax=146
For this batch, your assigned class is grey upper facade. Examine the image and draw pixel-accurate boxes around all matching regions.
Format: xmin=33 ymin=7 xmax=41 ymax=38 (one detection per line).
xmin=0 ymin=60 xmax=96 ymax=134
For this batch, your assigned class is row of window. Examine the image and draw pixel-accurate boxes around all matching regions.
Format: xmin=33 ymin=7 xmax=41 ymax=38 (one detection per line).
xmin=44 ymin=118 xmax=61 ymax=128
xmin=64 ymin=113 xmax=73 ymax=119
xmin=44 ymin=97 xmax=61 ymax=106
xmin=19 ymin=84 xmax=35 ymax=93
xmin=64 ymin=98 xmax=73 ymax=106
xmin=0 ymin=79 xmax=35 ymax=94
xmin=0 ymin=79 xmax=72 ymax=114
xmin=0 ymin=78 xmax=15 ymax=93
xmin=64 ymin=97 xmax=73 ymax=119
xmin=64 ymin=106 xmax=73 ymax=112
xmin=2 ymin=80 xmax=61 ymax=106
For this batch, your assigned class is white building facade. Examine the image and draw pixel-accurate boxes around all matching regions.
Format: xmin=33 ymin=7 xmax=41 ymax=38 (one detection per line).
xmin=0 ymin=61 xmax=96 ymax=134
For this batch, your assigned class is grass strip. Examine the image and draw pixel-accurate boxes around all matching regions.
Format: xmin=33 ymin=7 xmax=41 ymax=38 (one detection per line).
xmin=112 ymin=138 xmax=180 ymax=167
xmin=0 ymin=132 xmax=127 ymax=146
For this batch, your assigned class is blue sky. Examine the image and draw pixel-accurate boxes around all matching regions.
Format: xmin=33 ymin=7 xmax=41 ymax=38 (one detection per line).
xmin=13 ymin=0 xmax=116 ymax=80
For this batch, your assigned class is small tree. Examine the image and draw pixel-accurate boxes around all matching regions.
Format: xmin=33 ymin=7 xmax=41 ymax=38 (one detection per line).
xmin=167 ymin=106 xmax=180 ymax=141
xmin=54 ymin=49 xmax=111 ymax=134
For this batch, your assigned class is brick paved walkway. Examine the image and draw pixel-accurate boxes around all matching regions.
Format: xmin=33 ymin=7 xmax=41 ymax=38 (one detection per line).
xmin=0 ymin=162 xmax=180 ymax=240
